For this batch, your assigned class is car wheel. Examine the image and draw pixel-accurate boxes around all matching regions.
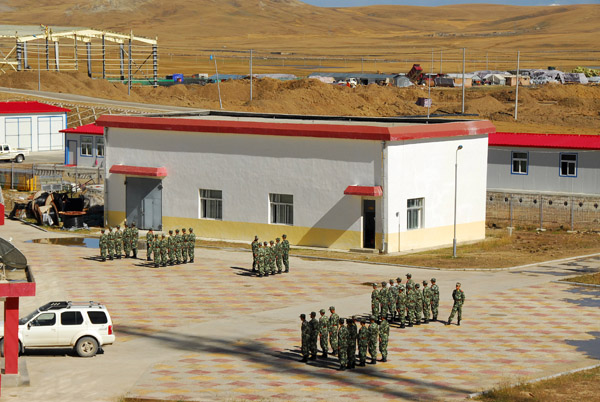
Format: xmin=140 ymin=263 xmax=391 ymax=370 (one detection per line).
xmin=15 ymin=154 xmax=24 ymax=163
xmin=75 ymin=336 xmax=99 ymax=357
xmin=0 ymin=338 xmax=23 ymax=357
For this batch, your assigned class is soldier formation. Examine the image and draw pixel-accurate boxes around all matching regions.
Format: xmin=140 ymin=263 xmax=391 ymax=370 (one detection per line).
xmin=98 ymin=222 xmax=139 ymax=261
xmin=250 ymin=234 xmax=290 ymax=277
xmin=299 ymin=276 xmax=466 ymax=370
xmin=145 ymin=227 xmax=196 ymax=268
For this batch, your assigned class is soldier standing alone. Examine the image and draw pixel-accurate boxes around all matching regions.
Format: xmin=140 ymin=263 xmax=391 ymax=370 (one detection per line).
xmin=318 ymin=309 xmax=329 ymax=358
xmin=251 ymin=236 xmax=259 ymax=272
xmin=300 ymin=314 xmax=309 ymax=363
xmin=446 ymin=282 xmax=466 ymax=326
xmin=281 ymin=234 xmax=290 ymax=272
xmin=99 ymin=229 xmax=108 ymax=262
xmin=431 ymin=278 xmax=440 ymax=321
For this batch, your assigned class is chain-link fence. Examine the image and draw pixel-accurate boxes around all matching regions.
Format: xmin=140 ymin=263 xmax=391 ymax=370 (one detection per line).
xmin=0 ymin=163 xmax=104 ymax=192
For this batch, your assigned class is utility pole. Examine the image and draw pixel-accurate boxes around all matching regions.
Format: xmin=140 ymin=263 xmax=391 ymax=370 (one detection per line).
xmin=461 ymin=48 xmax=466 ymax=114
xmin=514 ymin=50 xmax=520 ymax=120
xmin=250 ymin=49 xmax=253 ymax=102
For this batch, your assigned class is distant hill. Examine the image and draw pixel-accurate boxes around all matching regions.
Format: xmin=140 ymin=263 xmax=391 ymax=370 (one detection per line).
xmin=1 ymin=1 xmax=598 ymax=55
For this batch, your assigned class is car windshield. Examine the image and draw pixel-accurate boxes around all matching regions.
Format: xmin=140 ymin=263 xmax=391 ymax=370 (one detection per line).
xmin=19 ymin=309 xmax=40 ymax=325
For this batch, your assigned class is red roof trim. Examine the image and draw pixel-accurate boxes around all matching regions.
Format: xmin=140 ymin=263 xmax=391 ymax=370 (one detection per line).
xmin=490 ymin=132 xmax=600 ymax=150
xmin=109 ymin=165 xmax=167 ymax=177
xmin=60 ymin=123 xmax=104 ymax=135
xmin=96 ymin=115 xmax=494 ymax=142
xmin=0 ymin=101 xmax=70 ymax=115
xmin=344 ymin=185 xmax=383 ymax=197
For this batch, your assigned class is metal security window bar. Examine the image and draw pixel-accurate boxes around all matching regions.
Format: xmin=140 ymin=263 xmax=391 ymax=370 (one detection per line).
xmin=270 ymin=193 xmax=293 ymax=225
xmin=81 ymin=137 xmax=93 ymax=156
xmin=96 ymin=138 xmax=105 ymax=157
xmin=511 ymin=151 xmax=528 ymax=175
xmin=407 ymin=198 xmax=424 ymax=230
xmin=200 ymin=189 xmax=222 ymax=220
xmin=560 ymin=153 xmax=577 ymax=177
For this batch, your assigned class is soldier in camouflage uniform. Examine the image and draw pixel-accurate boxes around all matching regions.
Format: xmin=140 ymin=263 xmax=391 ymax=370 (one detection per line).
xmin=146 ymin=229 xmax=154 ymax=261
xmin=168 ymin=230 xmax=176 ymax=265
xmin=318 ymin=309 xmax=329 ymax=358
xmin=415 ymin=283 xmax=423 ymax=324
xmin=130 ymin=222 xmax=139 ymax=258
xmin=357 ymin=318 xmax=368 ymax=366
xmin=447 ymin=282 xmax=466 ymax=326
xmin=397 ymin=283 xmax=407 ymax=328
xmin=388 ymin=279 xmax=398 ymax=322
xmin=99 ymin=229 xmax=108 ymax=261
xmin=188 ymin=228 xmax=195 ymax=263
xmin=181 ymin=228 xmax=188 ymax=263
xmin=269 ymin=240 xmax=277 ymax=275
xmin=251 ymin=236 xmax=259 ymax=272
xmin=300 ymin=314 xmax=309 ymax=362
xmin=371 ymin=283 xmax=380 ymax=320
xmin=308 ymin=312 xmax=318 ymax=360
xmin=422 ymin=280 xmax=432 ymax=324
xmin=160 ymin=234 xmax=168 ymax=267
xmin=367 ymin=316 xmax=379 ymax=364
xmin=174 ymin=229 xmax=182 ymax=264
xmin=275 ymin=238 xmax=283 ymax=273
xmin=262 ymin=242 xmax=270 ymax=276
xmin=114 ymin=225 xmax=123 ymax=259
xmin=153 ymin=234 xmax=161 ymax=267
xmin=431 ymin=278 xmax=440 ymax=321
xmin=107 ymin=227 xmax=115 ymax=260
xmin=406 ymin=283 xmax=416 ymax=327
xmin=281 ymin=234 xmax=290 ymax=272
xmin=123 ymin=223 xmax=131 ymax=258
xmin=406 ymin=273 xmax=415 ymax=289
xmin=379 ymin=281 xmax=389 ymax=321
xmin=257 ymin=243 xmax=265 ymax=277
xmin=347 ymin=316 xmax=357 ymax=369
xmin=379 ymin=316 xmax=390 ymax=362
xmin=337 ymin=318 xmax=349 ymax=370
xmin=328 ymin=306 xmax=339 ymax=355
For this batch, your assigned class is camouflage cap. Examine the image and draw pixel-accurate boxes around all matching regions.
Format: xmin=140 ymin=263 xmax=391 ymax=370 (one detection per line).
xmin=310 ymin=311 xmax=316 ymax=317
xmin=254 ymin=235 xmax=259 ymax=240
xmin=406 ymin=273 xmax=412 ymax=278
xmin=360 ymin=318 xmax=366 ymax=324
xmin=175 ymin=229 xmax=180 ymax=233
xmin=182 ymin=228 xmax=186 ymax=232
xmin=319 ymin=309 xmax=326 ymax=314
xmin=389 ymin=279 xmax=394 ymax=283
xmin=276 ymin=237 xmax=280 ymax=241
xmin=300 ymin=313 xmax=306 ymax=319
xmin=431 ymin=278 xmax=437 ymax=283
xmin=100 ymin=228 xmax=105 ymax=232
xmin=169 ymin=230 xmax=173 ymax=234
xmin=329 ymin=306 xmax=335 ymax=310
xmin=339 ymin=318 xmax=345 ymax=324
xmin=189 ymin=228 xmax=193 ymax=231
xmin=415 ymin=283 xmax=421 ymax=288
xmin=369 ymin=315 xmax=375 ymax=321
xmin=423 ymin=280 xmax=428 ymax=285
xmin=381 ymin=281 xmax=387 ymax=286
xmin=396 ymin=277 xmax=402 ymax=282
xmin=263 ymin=241 xmax=268 ymax=245
xmin=270 ymin=240 xmax=274 ymax=244
xmin=345 ymin=318 xmax=352 ymax=324
xmin=456 ymin=282 xmax=461 ymax=286
xmin=282 ymin=234 xmax=287 ymax=238
xmin=161 ymin=233 xmax=166 ymax=237
xmin=116 ymin=225 xmax=120 ymax=228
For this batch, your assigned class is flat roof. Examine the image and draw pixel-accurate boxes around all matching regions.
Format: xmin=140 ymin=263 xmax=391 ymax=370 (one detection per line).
xmin=0 ymin=101 xmax=70 ymax=115
xmin=490 ymin=132 xmax=600 ymax=151
xmin=97 ymin=111 xmax=494 ymax=142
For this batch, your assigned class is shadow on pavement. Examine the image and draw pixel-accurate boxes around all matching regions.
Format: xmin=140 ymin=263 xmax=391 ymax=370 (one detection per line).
xmin=116 ymin=325 xmax=471 ymax=399
xmin=565 ymin=331 xmax=600 ymax=360
xmin=562 ymin=286 xmax=600 ymax=308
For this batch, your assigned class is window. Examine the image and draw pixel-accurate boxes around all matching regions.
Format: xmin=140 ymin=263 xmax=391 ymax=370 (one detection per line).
xmin=511 ymin=151 xmax=528 ymax=175
xmin=270 ymin=193 xmax=293 ymax=225
xmin=407 ymin=198 xmax=424 ymax=230
xmin=96 ymin=137 xmax=105 ymax=157
xmin=87 ymin=311 xmax=108 ymax=324
xmin=560 ymin=153 xmax=577 ymax=177
xmin=61 ymin=311 xmax=84 ymax=325
xmin=81 ymin=136 xmax=93 ymax=156
xmin=32 ymin=312 xmax=56 ymax=326
xmin=200 ymin=189 xmax=222 ymax=220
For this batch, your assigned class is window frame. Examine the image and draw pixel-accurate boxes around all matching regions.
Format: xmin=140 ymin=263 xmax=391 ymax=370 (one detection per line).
xmin=31 ymin=312 xmax=56 ymax=327
xmin=406 ymin=197 xmax=424 ymax=230
xmin=95 ymin=137 xmax=105 ymax=158
xmin=61 ymin=311 xmax=84 ymax=326
xmin=511 ymin=151 xmax=529 ymax=175
xmin=87 ymin=311 xmax=108 ymax=324
xmin=559 ymin=152 xmax=578 ymax=178
xmin=269 ymin=193 xmax=294 ymax=226
xmin=199 ymin=189 xmax=223 ymax=220
xmin=81 ymin=136 xmax=93 ymax=157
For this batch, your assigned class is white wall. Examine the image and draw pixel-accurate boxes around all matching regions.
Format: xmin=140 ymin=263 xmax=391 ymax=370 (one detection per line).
xmin=0 ymin=113 xmax=67 ymax=152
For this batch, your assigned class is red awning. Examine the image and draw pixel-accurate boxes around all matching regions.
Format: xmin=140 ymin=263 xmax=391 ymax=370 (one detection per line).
xmin=109 ymin=165 xmax=167 ymax=177
xmin=344 ymin=185 xmax=383 ymax=197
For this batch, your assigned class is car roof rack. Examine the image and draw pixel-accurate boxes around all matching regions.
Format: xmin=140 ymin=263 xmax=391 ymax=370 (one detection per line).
xmin=40 ymin=301 xmax=70 ymax=311
xmin=66 ymin=301 xmax=103 ymax=309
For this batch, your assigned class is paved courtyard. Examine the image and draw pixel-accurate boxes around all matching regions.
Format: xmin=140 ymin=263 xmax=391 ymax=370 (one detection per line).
xmin=1 ymin=219 xmax=599 ymax=401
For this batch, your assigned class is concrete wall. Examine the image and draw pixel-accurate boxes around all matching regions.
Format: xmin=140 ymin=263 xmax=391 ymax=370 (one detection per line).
xmin=0 ymin=113 xmax=67 ymax=152
xmin=105 ymin=127 xmax=382 ymax=250
xmin=488 ymin=147 xmax=600 ymax=195
xmin=385 ymin=135 xmax=488 ymax=252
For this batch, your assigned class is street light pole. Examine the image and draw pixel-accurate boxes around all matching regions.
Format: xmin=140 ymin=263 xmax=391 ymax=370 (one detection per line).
xmin=453 ymin=144 xmax=463 ymax=258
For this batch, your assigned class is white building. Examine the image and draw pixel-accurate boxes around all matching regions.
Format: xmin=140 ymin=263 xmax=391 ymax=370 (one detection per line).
xmin=97 ymin=112 xmax=493 ymax=253
xmin=60 ymin=123 xmax=105 ymax=167
xmin=0 ymin=101 xmax=70 ymax=151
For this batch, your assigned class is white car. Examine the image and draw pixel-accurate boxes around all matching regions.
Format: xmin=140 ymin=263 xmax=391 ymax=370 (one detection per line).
xmin=0 ymin=143 xmax=29 ymax=163
xmin=0 ymin=301 xmax=115 ymax=357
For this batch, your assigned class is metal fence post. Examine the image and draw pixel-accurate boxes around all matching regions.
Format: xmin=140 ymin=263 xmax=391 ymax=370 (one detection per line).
xmin=539 ymin=195 xmax=543 ymax=230
xmin=571 ymin=196 xmax=575 ymax=231
xmin=11 ymin=161 xmax=14 ymax=190
xmin=509 ymin=195 xmax=513 ymax=228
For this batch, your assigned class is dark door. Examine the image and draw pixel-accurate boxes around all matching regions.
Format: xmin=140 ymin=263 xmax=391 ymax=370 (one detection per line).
xmin=126 ymin=177 xmax=162 ymax=230
xmin=67 ymin=140 xmax=77 ymax=165
xmin=363 ymin=199 xmax=376 ymax=249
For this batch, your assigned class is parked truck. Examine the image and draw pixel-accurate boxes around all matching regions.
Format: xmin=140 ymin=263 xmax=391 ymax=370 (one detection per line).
xmin=0 ymin=144 xmax=29 ymax=163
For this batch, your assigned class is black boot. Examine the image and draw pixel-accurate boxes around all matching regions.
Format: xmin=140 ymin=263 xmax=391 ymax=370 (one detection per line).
xmin=458 ymin=319 xmax=461 ymax=326
xmin=338 ymin=364 xmax=346 ymax=371
xmin=400 ymin=323 xmax=405 ymax=329
xmin=445 ymin=320 xmax=451 ymax=325
xmin=300 ymin=357 xmax=308 ymax=362
xmin=424 ymin=319 xmax=429 ymax=324
xmin=382 ymin=357 xmax=387 ymax=362
xmin=102 ymin=258 xmax=106 ymax=262
xmin=358 ymin=361 xmax=366 ymax=367
xmin=133 ymin=251 xmax=137 ymax=258
xmin=190 ymin=259 xmax=193 ymax=263
xmin=371 ymin=358 xmax=377 ymax=365
xmin=147 ymin=257 xmax=151 ymax=261
xmin=322 ymin=352 xmax=328 ymax=359
xmin=433 ymin=315 xmax=437 ymax=321
xmin=310 ymin=354 xmax=317 ymax=360
xmin=408 ymin=323 xmax=413 ymax=327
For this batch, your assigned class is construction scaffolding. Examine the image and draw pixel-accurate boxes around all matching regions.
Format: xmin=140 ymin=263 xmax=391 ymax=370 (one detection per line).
xmin=0 ymin=25 xmax=158 ymax=87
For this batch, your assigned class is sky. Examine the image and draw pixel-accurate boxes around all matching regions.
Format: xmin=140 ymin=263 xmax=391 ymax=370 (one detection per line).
xmin=302 ymin=1 xmax=598 ymax=6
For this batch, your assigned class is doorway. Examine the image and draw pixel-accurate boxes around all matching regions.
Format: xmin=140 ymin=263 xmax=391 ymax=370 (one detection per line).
xmin=67 ymin=140 xmax=77 ymax=165
xmin=362 ymin=199 xmax=376 ymax=249
xmin=126 ymin=177 xmax=162 ymax=230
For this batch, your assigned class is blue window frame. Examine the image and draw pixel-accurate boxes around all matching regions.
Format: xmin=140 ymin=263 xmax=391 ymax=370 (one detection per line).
xmin=511 ymin=151 xmax=528 ymax=175
xmin=81 ymin=136 xmax=93 ymax=157
xmin=559 ymin=153 xmax=577 ymax=177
